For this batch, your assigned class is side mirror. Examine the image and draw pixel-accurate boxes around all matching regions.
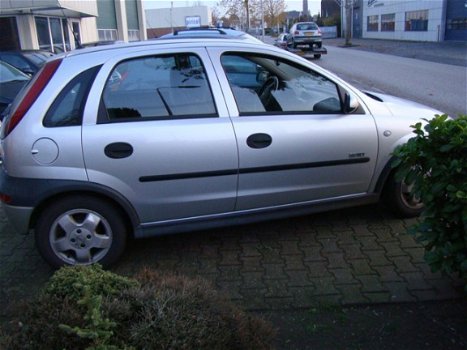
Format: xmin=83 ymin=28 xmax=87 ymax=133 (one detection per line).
xmin=344 ymin=92 xmax=359 ymax=114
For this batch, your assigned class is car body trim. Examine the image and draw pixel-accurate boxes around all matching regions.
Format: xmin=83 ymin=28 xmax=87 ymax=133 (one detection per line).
xmin=135 ymin=193 xmax=379 ymax=238
xmin=139 ymin=157 xmax=370 ymax=182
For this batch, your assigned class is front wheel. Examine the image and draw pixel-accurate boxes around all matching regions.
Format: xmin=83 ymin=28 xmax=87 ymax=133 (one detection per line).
xmin=382 ymin=173 xmax=423 ymax=218
xmin=35 ymin=196 xmax=127 ymax=268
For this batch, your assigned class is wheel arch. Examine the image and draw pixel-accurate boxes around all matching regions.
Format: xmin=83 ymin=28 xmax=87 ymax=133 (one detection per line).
xmin=29 ymin=184 xmax=139 ymax=238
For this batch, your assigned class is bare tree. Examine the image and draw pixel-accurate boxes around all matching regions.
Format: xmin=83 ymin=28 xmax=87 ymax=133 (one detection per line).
xmin=263 ymin=0 xmax=286 ymax=28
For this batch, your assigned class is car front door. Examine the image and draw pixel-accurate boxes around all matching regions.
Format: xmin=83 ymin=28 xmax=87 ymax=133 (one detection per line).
xmin=212 ymin=49 xmax=378 ymax=210
xmin=82 ymin=49 xmax=238 ymax=224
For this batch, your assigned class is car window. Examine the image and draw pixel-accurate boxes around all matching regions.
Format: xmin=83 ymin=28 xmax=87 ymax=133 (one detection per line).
xmin=101 ymin=53 xmax=217 ymax=122
xmin=43 ymin=66 xmax=100 ymax=127
xmin=0 ymin=54 xmax=32 ymax=72
xmin=221 ymin=53 xmax=342 ymax=115
xmin=297 ymin=23 xmax=318 ymax=31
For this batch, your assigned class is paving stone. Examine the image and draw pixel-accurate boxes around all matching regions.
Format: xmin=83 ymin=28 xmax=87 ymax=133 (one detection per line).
xmin=398 ymin=234 xmax=420 ymax=248
xmin=312 ymin=277 xmax=339 ymax=296
xmin=364 ymin=250 xmax=393 ymax=266
xmin=381 ymin=241 xmax=407 ymax=257
xmin=217 ymin=265 xmax=242 ymax=282
xmin=384 ymin=282 xmax=417 ymax=302
xmin=240 ymin=243 xmax=262 ymax=257
xmin=286 ymin=270 xmax=314 ymax=287
xmin=219 ymin=250 xmax=241 ymax=266
xmin=373 ymin=265 xmax=404 ymax=282
xmin=363 ymin=292 xmax=391 ymax=303
xmin=314 ymin=225 xmax=336 ymax=239
xmin=329 ymin=268 xmax=358 ymax=284
xmin=283 ymin=254 xmax=306 ymax=271
xmin=301 ymin=245 xmax=326 ymax=262
xmin=288 ymin=286 xmax=316 ymax=308
xmin=240 ymin=256 xmax=263 ymax=272
xmin=318 ymin=238 xmax=341 ymax=253
xmin=349 ymin=259 xmax=376 ymax=275
xmin=371 ymin=226 xmax=398 ymax=242
xmin=335 ymin=283 xmax=369 ymax=304
xmin=403 ymin=247 xmax=426 ymax=264
xmin=216 ymin=280 xmax=243 ymax=300
xmin=357 ymin=275 xmax=388 ymax=293
xmin=239 ymin=288 xmax=268 ymax=310
xmin=265 ymin=296 xmax=295 ymax=310
xmin=262 ymin=263 xmax=287 ymax=280
xmin=242 ymin=271 xmax=266 ymax=289
xmin=279 ymin=240 xmax=302 ymax=255
xmin=264 ymin=279 xmax=293 ymax=298
xmin=359 ymin=236 xmax=383 ymax=251
xmin=340 ymin=243 xmax=366 ymax=260
xmin=326 ymin=252 xmax=349 ymax=269
xmin=390 ymin=256 xmax=420 ymax=273
xmin=351 ymin=224 xmax=375 ymax=237
xmin=305 ymin=261 xmax=333 ymax=278
xmin=259 ymin=247 xmax=284 ymax=264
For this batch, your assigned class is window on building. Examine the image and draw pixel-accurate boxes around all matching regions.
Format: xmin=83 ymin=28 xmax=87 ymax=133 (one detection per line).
xmin=367 ymin=15 xmax=379 ymax=32
xmin=447 ymin=18 xmax=467 ymax=30
xmin=98 ymin=29 xmax=118 ymax=41
xmin=128 ymin=30 xmax=140 ymax=41
xmin=381 ymin=13 xmax=395 ymax=32
xmin=405 ymin=10 xmax=428 ymax=31
xmin=35 ymin=16 xmax=70 ymax=53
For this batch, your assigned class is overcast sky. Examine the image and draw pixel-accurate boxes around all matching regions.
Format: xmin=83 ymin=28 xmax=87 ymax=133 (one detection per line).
xmin=143 ymin=0 xmax=322 ymax=16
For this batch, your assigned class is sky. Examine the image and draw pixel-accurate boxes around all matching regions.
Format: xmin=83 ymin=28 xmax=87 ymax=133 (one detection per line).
xmin=143 ymin=0 xmax=322 ymax=16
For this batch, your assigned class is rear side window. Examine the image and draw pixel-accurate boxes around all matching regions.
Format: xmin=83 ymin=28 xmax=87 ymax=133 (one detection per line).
xmin=43 ymin=66 xmax=100 ymax=127
xmin=100 ymin=53 xmax=217 ymax=122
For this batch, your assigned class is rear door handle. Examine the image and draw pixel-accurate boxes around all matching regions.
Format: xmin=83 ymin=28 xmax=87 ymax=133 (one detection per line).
xmin=247 ymin=133 xmax=272 ymax=149
xmin=104 ymin=142 xmax=133 ymax=159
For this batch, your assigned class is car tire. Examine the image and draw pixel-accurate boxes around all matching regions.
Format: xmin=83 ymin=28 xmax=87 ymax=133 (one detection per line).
xmin=35 ymin=195 xmax=127 ymax=268
xmin=314 ymin=54 xmax=321 ymax=59
xmin=382 ymin=172 xmax=423 ymax=218
xmin=292 ymin=39 xmax=297 ymax=49
xmin=317 ymin=42 xmax=322 ymax=48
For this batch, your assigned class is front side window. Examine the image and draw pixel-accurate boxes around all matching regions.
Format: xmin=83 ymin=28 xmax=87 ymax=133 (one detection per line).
xmin=367 ymin=15 xmax=379 ymax=32
xmin=101 ymin=53 xmax=216 ymax=122
xmin=405 ymin=10 xmax=428 ymax=31
xmin=221 ymin=53 xmax=342 ymax=115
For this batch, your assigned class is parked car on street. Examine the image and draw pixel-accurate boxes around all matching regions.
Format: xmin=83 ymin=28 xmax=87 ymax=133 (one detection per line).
xmin=0 ymin=37 xmax=440 ymax=267
xmin=274 ymin=33 xmax=288 ymax=49
xmin=159 ymin=27 xmax=263 ymax=43
xmin=0 ymin=50 xmax=53 ymax=76
xmin=0 ymin=60 xmax=30 ymax=115
xmin=287 ymin=22 xmax=322 ymax=49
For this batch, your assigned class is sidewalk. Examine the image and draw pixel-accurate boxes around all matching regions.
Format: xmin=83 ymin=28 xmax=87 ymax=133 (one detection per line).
xmin=321 ymin=37 xmax=467 ymax=67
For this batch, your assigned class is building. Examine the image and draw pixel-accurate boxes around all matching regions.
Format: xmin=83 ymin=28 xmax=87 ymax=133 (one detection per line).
xmin=360 ymin=0 xmax=466 ymax=42
xmin=0 ymin=0 xmax=146 ymax=52
xmin=146 ymin=6 xmax=212 ymax=38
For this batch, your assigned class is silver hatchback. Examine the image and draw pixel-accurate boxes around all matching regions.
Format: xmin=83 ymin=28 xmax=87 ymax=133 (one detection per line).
xmin=0 ymin=37 xmax=440 ymax=267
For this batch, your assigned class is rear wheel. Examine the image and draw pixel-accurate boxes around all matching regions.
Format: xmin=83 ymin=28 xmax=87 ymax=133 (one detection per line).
xmin=314 ymin=54 xmax=321 ymax=59
xmin=35 ymin=196 xmax=127 ymax=268
xmin=383 ymin=172 xmax=423 ymax=218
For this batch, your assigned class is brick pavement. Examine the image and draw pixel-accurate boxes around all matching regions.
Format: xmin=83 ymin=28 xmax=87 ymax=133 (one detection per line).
xmin=1 ymin=204 xmax=462 ymax=324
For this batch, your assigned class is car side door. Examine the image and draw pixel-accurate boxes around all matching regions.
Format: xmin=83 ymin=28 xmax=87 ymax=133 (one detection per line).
xmin=209 ymin=48 xmax=378 ymax=211
xmin=81 ymin=48 xmax=238 ymax=224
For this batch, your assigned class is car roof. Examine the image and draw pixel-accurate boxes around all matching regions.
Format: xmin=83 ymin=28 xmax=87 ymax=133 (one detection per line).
xmin=159 ymin=27 xmax=263 ymax=44
xmin=62 ymin=37 xmax=272 ymax=59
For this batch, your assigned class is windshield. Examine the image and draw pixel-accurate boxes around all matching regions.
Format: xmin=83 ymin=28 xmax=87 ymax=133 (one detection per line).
xmin=0 ymin=61 xmax=30 ymax=82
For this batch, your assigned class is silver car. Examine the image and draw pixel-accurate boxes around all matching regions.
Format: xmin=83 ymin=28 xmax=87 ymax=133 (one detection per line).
xmin=0 ymin=37 xmax=440 ymax=267
xmin=287 ymin=22 xmax=322 ymax=49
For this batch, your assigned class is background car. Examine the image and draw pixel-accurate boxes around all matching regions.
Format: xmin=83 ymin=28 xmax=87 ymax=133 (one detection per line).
xmin=274 ymin=33 xmax=288 ymax=49
xmin=287 ymin=22 xmax=322 ymax=49
xmin=0 ymin=60 xmax=30 ymax=115
xmin=0 ymin=38 xmax=441 ymax=268
xmin=0 ymin=50 xmax=53 ymax=76
xmin=159 ymin=27 xmax=263 ymax=44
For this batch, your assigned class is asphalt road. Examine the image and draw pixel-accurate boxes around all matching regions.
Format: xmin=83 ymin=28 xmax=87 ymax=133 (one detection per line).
xmin=312 ymin=46 xmax=467 ymax=118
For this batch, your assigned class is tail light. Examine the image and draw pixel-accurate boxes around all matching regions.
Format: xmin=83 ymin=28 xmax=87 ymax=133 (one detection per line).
xmin=294 ymin=31 xmax=299 ymax=35
xmin=3 ymin=59 xmax=62 ymax=137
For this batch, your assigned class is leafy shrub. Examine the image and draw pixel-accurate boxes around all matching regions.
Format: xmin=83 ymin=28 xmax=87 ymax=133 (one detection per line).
xmin=3 ymin=265 xmax=275 ymax=349
xmin=392 ymin=115 xmax=466 ymax=288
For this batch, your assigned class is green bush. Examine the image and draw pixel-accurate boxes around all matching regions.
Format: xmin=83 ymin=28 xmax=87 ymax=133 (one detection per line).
xmin=392 ymin=114 xmax=467 ymax=288
xmin=3 ymin=265 xmax=275 ymax=349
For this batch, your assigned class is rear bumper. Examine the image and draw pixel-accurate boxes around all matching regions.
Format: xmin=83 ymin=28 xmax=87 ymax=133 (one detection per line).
xmin=1 ymin=203 xmax=32 ymax=234
xmin=293 ymin=36 xmax=322 ymax=44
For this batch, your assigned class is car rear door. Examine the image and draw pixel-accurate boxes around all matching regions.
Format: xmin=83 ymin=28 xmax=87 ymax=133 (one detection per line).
xmin=209 ymin=48 xmax=378 ymax=210
xmin=81 ymin=48 xmax=238 ymax=223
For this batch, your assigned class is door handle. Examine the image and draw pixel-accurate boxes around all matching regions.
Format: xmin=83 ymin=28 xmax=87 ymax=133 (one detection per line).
xmin=247 ymin=133 xmax=272 ymax=149
xmin=104 ymin=142 xmax=133 ymax=159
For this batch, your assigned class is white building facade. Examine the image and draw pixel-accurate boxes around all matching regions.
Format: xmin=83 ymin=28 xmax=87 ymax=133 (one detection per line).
xmin=0 ymin=0 xmax=146 ymax=52
xmin=362 ymin=0 xmax=447 ymax=41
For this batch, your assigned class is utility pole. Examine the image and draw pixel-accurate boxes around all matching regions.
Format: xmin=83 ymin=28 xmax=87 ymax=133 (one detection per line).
xmin=303 ymin=0 xmax=308 ymax=21
xmin=245 ymin=0 xmax=250 ymax=31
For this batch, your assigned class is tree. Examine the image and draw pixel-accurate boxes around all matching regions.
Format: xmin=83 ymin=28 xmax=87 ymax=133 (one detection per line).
xmin=263 ymin=0 xmax=286 ymax=28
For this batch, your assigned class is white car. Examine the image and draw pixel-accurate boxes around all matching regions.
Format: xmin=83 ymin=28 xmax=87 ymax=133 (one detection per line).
xmin=288 ymin=22 xmax=322 ymax=49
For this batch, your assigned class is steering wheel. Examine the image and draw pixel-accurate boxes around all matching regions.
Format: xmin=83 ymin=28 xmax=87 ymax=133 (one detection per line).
xmin=258 ymin=76 xmax=279 ymax=99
